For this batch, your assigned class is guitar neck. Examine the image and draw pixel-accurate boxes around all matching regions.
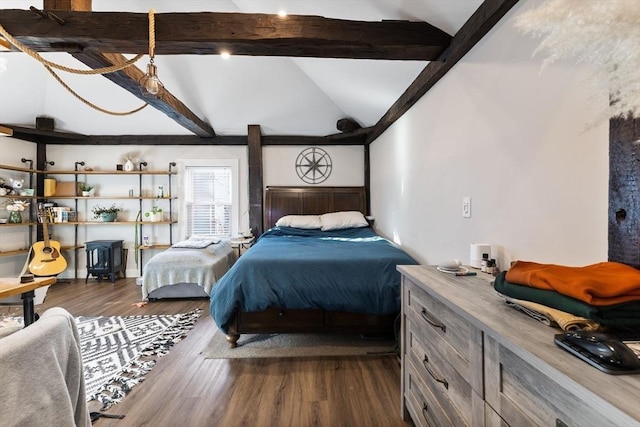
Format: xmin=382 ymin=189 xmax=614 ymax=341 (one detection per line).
xmin=39 ymin=208 xmax=52 ymax=247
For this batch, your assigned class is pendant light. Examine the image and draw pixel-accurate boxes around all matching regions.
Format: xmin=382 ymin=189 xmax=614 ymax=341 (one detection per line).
xmin=140 ymin=9 xmax=164 ymax=98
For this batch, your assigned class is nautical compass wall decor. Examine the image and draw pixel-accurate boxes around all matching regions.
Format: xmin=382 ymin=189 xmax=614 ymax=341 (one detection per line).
xmin=295 ymin=147 xmax=332 ymax=184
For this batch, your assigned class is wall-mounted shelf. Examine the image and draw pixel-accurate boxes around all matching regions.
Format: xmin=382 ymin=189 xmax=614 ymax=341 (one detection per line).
xmin=0 ymin=248 xmax=29 ymax=257
xmin=43 ymin=161 xmax=177 ymax=278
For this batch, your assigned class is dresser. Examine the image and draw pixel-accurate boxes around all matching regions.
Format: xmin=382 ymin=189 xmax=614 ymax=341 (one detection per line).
xmin=399 ymin=265 xmax=640 ymax=427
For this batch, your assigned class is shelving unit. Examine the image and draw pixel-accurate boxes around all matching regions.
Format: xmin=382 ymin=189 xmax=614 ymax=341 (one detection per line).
xmin=0 ymin=160 xmax=37 ymax=258
xmin=42 ymin=162 xmax=178 ymax=278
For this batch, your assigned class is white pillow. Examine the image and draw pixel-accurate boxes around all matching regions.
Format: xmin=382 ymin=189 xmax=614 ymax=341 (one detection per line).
xmin=320 ymin=211 xmax=368 ymax=231
xmin=275 ymin=214 xmax=322 ymax=229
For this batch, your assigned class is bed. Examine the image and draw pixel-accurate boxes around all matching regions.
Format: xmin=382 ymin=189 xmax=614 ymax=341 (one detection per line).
xmin=209 ymin=186 xmax=418 ymax=347
xmin=141 ymin=237 xmax=236 ymax=300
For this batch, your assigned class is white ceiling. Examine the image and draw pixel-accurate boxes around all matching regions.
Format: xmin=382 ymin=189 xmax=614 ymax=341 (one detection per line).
xmin=0 ymin=0 xmax=483 ymax=136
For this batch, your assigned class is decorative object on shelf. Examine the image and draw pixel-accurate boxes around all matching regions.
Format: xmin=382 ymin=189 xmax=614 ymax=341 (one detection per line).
xmin=0 ymin=177 xmax=18 ymax=195
xmin=295 ymin=147 xmax=332 ymax=184
xmin=19 ymin=189 xmax=35 ymax=196
xmin=157 ymin=186 xmax=165 ymax=198
xmin=121 ymin=151 xmax=140 ymax=172
xmin=8 ymin=178 xmax=24 ymax=192
xmin=145 ymin=205 xmax=163 ymax=222
xmin=5 ymin=200 xmax=29 ymax=223
xmin=7 ymin=211 xmax=22 ymax=224
xmin=44 ymin=178 xmax=56 ymax=197
xmin=78 ymin=182 xmax=94 ymax=197
xmin=92 ymin=203 xmax=122 ymax=222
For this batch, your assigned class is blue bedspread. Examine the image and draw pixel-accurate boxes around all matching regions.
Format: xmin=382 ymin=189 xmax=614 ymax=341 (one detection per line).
xmin=210 ymin=226 xmax=418 ymax=333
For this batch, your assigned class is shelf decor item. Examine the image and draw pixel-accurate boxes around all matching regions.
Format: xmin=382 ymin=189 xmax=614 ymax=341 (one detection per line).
xmin=92 ymin=203 xmax=122 ymax=222
xmin=144 ymin=205 xmax=163 ymax=222
xmin=121 ymin=150 xmax=140 ymax=172
xmin=8 ymin=211 xmax=22 ymax=224
xmin=78 ymin=182 xmax=94 ymax=197
xmin=5 ymin=200 xmax=29 ymax=223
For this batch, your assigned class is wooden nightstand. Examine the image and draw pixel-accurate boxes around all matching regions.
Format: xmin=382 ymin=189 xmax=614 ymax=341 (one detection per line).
xmin=230 ymin=236 xmax=255 ymax=257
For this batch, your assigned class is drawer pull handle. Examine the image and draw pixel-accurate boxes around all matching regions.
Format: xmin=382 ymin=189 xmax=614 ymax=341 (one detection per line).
xmin=422 ymin=402 xmax=429 ymax=419
xmin=422 ymin=355 xmax=449 ymax=389
xmin=421 ymin=308 xmax=446 ymax=333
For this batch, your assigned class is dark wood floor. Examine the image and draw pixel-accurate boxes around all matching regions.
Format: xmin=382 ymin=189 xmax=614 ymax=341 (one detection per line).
xmin=6 ymin=278 xmax=411 ymax=427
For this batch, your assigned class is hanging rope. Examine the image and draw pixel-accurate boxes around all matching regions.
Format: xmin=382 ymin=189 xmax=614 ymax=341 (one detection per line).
xmin=0 ymin=9 xmax=162 ymax=115
xmin=44 ymin=65 xmax=148 ymax=116
xmin=0 ymin=22 xmax=144 ymax=75
xmin=148 ymin=9 xmax=156 ymax=59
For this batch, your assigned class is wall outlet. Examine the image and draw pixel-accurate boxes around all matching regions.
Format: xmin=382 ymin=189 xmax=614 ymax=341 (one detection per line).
xmin=462 ymin=197 xmax=471 ymax=218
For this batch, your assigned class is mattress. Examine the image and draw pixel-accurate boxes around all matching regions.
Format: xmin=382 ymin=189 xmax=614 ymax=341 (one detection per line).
xmin=142 ymin=240 xmax=235 ymax=300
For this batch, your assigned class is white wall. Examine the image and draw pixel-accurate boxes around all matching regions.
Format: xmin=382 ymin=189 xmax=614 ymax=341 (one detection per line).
xmin=263 ymin=145 xmax=364 ymax=186
xmin=370 ymin=1 xmax=609 ymax=270
xmin=0 ymin=139 xmax=365 ymax=280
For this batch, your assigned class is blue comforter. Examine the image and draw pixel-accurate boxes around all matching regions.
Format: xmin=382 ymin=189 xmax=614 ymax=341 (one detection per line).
xmin=210 ymin=226 xmax=418 ymax=333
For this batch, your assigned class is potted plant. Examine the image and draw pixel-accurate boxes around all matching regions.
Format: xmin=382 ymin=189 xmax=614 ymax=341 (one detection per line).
xmin=144 ymin=205 xmax=163 ymax=222
xmin=92 ymin=203 xmax=122 ymax=222
xmin=78 ymin=182 xmax=94 ymax=197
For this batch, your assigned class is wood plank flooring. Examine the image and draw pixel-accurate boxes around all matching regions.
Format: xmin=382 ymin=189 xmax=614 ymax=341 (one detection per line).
xmin=5 ymin=278 xmax=411 ymax=427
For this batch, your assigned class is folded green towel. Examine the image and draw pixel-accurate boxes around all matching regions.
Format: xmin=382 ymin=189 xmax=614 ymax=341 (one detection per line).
xmin=494 ymin=272 xmax=640 ymax=327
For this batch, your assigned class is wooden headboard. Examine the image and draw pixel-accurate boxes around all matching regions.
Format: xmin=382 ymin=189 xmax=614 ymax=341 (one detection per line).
xmin=264 ymin=186 xmax=367 ymax=229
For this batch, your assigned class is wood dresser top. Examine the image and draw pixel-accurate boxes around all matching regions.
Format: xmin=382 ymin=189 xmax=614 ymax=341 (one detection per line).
xmin=398 ymin=265 xmax=640 ymax=423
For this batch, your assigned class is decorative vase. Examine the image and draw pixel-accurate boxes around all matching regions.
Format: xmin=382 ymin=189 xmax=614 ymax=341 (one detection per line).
xmin=8 ymin=211 xmax=22 ymax=223
xmin=82 ymin=191 xmax=91 ymax=197
xmin=147 ymin=211 xmax=163 ymax=222
xmin=100 ymin=212 xmax=117 ymax=222
xmin=124 ymin=159 xmax=134 ymax=172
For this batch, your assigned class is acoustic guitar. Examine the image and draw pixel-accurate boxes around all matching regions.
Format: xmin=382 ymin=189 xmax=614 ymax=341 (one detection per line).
xmin=28 ymin=208 xmax=67 ymax=276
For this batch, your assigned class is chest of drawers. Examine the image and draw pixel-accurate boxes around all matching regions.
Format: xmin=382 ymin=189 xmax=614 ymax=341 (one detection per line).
xmin=399 ymin=265 xmax=640 ymax=427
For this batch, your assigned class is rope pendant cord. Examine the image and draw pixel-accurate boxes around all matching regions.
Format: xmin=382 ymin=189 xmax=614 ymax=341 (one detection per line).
xmin=0 ymin=23 xmax=144 ymax=75
xmin=44 ymin=65 xmax=148 ymax=116
xmin=0 ymin=8 xmax=159 ymax=115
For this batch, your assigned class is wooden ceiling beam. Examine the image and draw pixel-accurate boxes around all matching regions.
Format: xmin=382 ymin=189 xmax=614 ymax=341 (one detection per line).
xmin=0 ymin=9 xmax=450 ymax=60
xmin=71 ymin=50 xmax=215 ymax=137
xmin=367 ymin=0 xmax=521 ymax=144
xmin=43 ymin=0 xmax=91 ymax=11
xmin=38 ymin=1 xmax=214 ymax=137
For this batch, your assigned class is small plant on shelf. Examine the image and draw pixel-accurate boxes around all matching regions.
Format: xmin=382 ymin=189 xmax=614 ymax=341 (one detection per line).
xmin=144 ymin=205 xmax=163 ymax=222
xmin=78 ymin=182 xmax=94 ymax=192
xmin=78 ymin=182 xmax=94 ymax=196
xmin=92 ymin=203 xmax=122 ymax=222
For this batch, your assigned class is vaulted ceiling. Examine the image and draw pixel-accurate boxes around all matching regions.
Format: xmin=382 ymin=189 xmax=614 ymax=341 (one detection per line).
xmin=0 ymin=0 xmax=514 ymax=141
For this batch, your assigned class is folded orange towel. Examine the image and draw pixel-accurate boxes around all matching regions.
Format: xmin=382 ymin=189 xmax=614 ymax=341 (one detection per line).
xmin=506 ymin=261 xmax=640 ymax=306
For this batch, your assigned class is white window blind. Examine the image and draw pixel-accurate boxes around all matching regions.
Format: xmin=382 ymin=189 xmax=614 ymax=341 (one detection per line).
xmin=185 ymin=166 xmax=233 ymax=237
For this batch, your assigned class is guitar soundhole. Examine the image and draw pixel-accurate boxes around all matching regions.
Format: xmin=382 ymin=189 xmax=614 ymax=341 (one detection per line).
xmin=43 ymin=247 xmax=52 ymax=254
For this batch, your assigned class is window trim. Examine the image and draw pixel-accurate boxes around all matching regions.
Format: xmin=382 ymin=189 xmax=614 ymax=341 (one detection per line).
xmin=178 ymin=159 xmax=239 ymax=240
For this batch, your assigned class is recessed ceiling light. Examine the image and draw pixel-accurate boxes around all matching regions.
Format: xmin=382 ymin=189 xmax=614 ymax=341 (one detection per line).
xmin=278 ymin=10 xmax=287 ymax=18
xmin=220 ymin=51 xmax=231 ymax=59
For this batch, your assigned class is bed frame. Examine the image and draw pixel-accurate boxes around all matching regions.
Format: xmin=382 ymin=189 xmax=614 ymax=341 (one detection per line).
xmin=225 ymin=186 xmax=397 ymax=347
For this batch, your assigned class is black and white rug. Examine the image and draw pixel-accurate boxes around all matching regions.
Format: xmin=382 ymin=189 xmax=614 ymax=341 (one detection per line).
xmin=77 ymin=309 xmax=202 ymax=410
xmin=1 ymin=309 xmax=202 ymax=410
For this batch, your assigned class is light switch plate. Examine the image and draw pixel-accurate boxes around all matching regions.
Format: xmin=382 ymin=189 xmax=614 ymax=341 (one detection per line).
xmin=462 ymin=197 xmax=471 ymax=218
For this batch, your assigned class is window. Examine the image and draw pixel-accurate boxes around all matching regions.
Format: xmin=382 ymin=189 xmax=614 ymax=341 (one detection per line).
xmin=181 ymin=159 xmax=238 ymax=238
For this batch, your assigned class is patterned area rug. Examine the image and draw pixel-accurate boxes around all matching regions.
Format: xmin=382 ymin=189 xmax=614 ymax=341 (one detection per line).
xmin=78 ymin=310 xmax=202 ymax=410
xmin=202 ymin=331 xmax=397 ymax=359
xmin=1 ymin=310 xmax=202 ymax=410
